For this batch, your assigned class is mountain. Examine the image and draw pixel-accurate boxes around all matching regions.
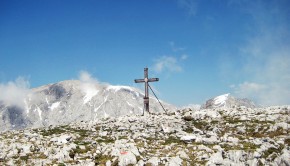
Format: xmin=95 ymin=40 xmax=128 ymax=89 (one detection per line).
xmin=201 ymin=93 xmax=256 ymax=109
xmin=0 ymin=80 xmax=176 ymax=131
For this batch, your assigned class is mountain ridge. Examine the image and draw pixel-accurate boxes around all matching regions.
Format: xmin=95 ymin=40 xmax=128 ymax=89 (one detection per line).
xmin=0 ymin=80 xmax=176 ymax=131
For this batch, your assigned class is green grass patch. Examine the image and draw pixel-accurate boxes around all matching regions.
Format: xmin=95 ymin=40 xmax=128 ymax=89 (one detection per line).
xmin=20 ymin=155 xmax=29 ymax=161
xmin=71 ymin=128 xmax=89 ymax=137
xmin=192 ymin=121 xmax=208 ymax=130
xmin=94 ymin=154 xmax=114 ymax=165
xmin=261 ymin=144 xmax=284 ymax=160
xmin=96 ymin=137 xmax=115 ymax=144
xmin=73 ymin=145 xmax=91 ymax=154
xmin=40 ymin=127 xmax=66 ymax=136
xmin=285 ymin=138 xmax=290 ymax=146
xmin=268 ymin=127 xmax=285 ymax=138
xmin=220 ymin=142 xmax=259 ymax=152
xmin=74 ymin=140 xmax=91 ymax=146
xmin=183 ymin=127 xmax=193 ymax=133
xmin=226 ymin=118 xmax=247 ymax=124
xmin=118 ymin=135 xmax=128 ymax=140
xmin=163 ymin=136 xmax=184 ymax=145
xmin=241 ymin=142 xmax=260 ymax=151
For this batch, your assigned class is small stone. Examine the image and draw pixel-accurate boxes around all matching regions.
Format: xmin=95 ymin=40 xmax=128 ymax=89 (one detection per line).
xmin=207 ymin=151 xmax=224 ymax=165
xmin=177 ymin=150 xmax=189 ymax=160
xmin=166 ymin=156 xmax=183 ymax=166
xmin=106 ymin=160 xmax=112 ymax=166
xmin=180 ymin=135 xmax=196 ymax=142
xmin=79 ymin=145 xmax=86 ymax=150
xmin=136 ymin=159 xmax=144 ymax=166
xmin=147 ymin=157 xmax=159 ymax=166
xmin=118 ymin=151 xmax=137 ymax=166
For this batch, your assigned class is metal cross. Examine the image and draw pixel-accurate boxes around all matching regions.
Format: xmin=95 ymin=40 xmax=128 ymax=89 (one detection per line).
xmin=134 ymin=68 xmax=159 ymax=115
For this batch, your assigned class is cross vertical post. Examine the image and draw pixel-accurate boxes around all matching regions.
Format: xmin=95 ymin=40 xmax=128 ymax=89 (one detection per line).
xmin=144 ymin=68 xmax=149 ymax=113
xmin=134 ymin=68 xmax=159 ymax=115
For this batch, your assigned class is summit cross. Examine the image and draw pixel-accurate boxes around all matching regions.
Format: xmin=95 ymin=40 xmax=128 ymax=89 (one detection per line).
xmin=134 ymin=68 xmax=159 ymax=115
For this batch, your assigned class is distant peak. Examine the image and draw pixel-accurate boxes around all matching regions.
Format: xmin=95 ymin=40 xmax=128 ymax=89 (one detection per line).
xmin=202 ymin=93 xmax=255 ymax=109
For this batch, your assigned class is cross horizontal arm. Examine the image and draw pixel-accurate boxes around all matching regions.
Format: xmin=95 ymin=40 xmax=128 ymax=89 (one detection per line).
xmin=134 ymin=79 xmax=145 ymax=83
xmin=148 ymin=78 xmax=159 ymax=82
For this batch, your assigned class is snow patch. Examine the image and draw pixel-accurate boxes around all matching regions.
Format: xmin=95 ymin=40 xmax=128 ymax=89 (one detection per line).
xmin=94 ymin=96 xmax=108 ymax=112
xmin=24 ymin=100 xmax=29 ymax=114
xmin=36 ymin=107 xmax=42 ymax=120
xmin=127 ymin=101 xmax=133 ymax=107
xmin=83 ymin=86 xmax=99 ymax=104
xmin=50 ymin=102 xmax=60 ymax=111
xmin=104 ymin=112 xmax=109 ymax=118
xmin=106 ymin=85 xmax=133 ymax=92
xmin=213 ymin=93 xmax=229 ymax=106
xmin=45 ymin=97 xmax=49 ymax=105
xmin=95 ymin=103 xmax=104 ymax=112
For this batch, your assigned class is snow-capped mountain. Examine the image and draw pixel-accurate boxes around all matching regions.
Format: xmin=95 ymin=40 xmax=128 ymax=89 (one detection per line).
xmin=0 ymin=80 xmax=175 ymax=131
xmin=201 ymin=93 xmax=256 ymax=109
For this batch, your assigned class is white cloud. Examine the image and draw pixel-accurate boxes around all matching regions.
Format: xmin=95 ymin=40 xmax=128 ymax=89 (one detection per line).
xmin=152 ymin=56 xmax=183 ymax=73
xmin=232 ymin=79 xmax=290 ymax=106
xmin=235 ymin=32 xmax=290 ymax=105
xmin=233 ymin=82 xmax=266 ymax=97
xmin=152 ymin=41 xmax=189 ymax=76
xmin=78 ymin=70 xmax=99 ymax=102
xmin=0 ymin=77 xmax=31 ymax=109
xmin=79 ymin=70 xmax=98 ymax=84
xmin=229 ymin=1 xmax=290 ymax=106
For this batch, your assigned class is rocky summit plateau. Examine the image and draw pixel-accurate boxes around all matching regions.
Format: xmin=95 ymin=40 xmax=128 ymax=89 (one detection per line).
xmin=0 ymin=105 xmax=289 ymax=166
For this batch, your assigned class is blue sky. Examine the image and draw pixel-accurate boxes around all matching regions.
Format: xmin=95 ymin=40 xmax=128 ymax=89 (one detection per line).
xmin=1 ymin=0 xmax=290 ymax=106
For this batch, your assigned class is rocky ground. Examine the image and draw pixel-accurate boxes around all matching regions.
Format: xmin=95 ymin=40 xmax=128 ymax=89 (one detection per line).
xmin=0 ymin=106 xmax=290 ymax=166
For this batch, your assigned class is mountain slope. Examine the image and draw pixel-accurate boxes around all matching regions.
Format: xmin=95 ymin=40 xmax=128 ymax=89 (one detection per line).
xmin=0 ymin=80 xmax=175 ymax=131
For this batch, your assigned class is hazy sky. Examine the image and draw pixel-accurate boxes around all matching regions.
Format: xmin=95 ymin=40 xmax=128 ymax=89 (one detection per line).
xmin=1 ymin=0 xmax=289 ymax=106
